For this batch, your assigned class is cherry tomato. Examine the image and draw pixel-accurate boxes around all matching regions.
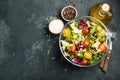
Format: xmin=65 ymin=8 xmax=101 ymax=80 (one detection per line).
xmin=83 ymin=39 xmax=90 ymax=46
xmin=63 ymin=28 xmax=71 ymax=37
xmin=82 ymin=28 xmax=90 ymax=35
xmin=70 ymin=45 xmax=76 ymax=53
xmin=84 ymin=51 xmax=92 ymax=59
xmin=98 ymin=43 xmax=107 ymax=51
xmin=98 ymin=29 xmax=106 ymax=36
xmin=80 ymin=60 xmax=88 ymax=65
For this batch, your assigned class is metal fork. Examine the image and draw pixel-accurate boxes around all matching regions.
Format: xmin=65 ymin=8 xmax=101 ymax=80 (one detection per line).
xmin=99 ymin=24 xmax=116 ymax=72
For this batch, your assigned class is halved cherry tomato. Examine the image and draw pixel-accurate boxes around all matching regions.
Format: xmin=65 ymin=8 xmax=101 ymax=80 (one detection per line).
xmin=63 ymin=28 xmax=71 ymax=37
xmin=84 ymin=51 xmax=92 ymax=59
xmin=83 ymin=38 xmax=90 ymax=46
xmin=82 ymin=28 xmax=90 ymax=35
xmin=98 ymin=43 xmax=107 ymax=51
xmin=70 ymin=45 xmax=76 ymax=53
xmin=80 ymin=60 xmax=88 ymax=65
xmin=98 ymin=29 xmax=106 ymax=36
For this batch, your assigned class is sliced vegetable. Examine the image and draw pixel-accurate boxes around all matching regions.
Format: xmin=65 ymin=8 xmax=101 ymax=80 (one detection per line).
xmin=82 ymin=28 xmax=90 ymax=35
xmin=74 ymin=22 xmax=78 ymax=27
xmin=63 ymin=28 xmax=71 ymax=37
xmin=72 ymin=57 xmax=80 ymax=63
xmin=87 ymin=33 xmax=94 ymax=40
xmin=77 ymin=52 xmax=84 ymax=58
xmin=90 ymin=26 xmax=96 ymax=34
xmin=70 ymin=45 xmax=76 ymax=53
xmin=96 ymin=26 xmax=102 ymax=31
xmin=80 ymin=60 xmax=88 ymax=65
xmin=98 ymin=29 xmax=106 ymax=36
xmin=72 ymin=33 xmax=78 ymax=39
xmin=98 ymin=43 xmax=107 ymax=51
xmin=83 ymin=38 xmax=90 ymax=46
xmin=61 ymin=40 xmax=70 ymax=46
xmin=78 ymin=19 xmax=86 ymax=29
xmin=84 ymin=51 xmax=92 ymax=59
xmin=88 ymin=59 xmax=94 ymax=64
xmin=70 ymin=22 xmax=81 ymax=33
xmin=98 ymin=37 xmax=106 ymax=42
xmin=65 ymin=52 xmax=70 ymax=57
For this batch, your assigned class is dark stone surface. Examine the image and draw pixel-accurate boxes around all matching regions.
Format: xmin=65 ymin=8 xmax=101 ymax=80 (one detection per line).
xmin=0 ymin=0 xmax=120 ymax=80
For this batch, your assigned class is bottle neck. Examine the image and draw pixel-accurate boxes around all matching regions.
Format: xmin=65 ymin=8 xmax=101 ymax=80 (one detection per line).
xmin=98 ymin=4 xmax=107 ymax=17
xmin=98 ymin=4 xmax=112 ymax=17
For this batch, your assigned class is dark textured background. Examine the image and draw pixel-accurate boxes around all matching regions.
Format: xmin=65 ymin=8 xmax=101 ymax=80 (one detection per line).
xmin=0 ymin=0 xmax=120 ymax=80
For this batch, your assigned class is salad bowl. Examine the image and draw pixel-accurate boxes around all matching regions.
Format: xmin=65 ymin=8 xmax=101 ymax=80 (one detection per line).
xmin=59 ymin=16 xmax=111 ymax=67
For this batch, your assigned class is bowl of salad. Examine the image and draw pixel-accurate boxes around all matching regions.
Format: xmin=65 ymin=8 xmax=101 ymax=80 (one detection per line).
xmin=59 ymin=16 xmax=110 ymax=67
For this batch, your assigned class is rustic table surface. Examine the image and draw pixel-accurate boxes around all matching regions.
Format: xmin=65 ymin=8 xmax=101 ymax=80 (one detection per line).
xmin=0 ymin=0 xmax=120 ymax=80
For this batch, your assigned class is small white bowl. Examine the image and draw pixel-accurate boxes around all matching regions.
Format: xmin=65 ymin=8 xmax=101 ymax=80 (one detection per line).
xmin=61 ymin=5 xmax=78 ymax=21
xmin=48 ymin=19 xmax=64 ymax=34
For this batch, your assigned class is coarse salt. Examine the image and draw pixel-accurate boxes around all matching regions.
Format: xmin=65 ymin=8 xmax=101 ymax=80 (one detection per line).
xmin=49 ymin=19 xmax=64 ymax=34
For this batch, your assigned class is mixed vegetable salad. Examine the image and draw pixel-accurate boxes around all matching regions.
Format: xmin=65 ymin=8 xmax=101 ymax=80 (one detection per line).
xmin=61 ymin=19 xmax=107 ymax=65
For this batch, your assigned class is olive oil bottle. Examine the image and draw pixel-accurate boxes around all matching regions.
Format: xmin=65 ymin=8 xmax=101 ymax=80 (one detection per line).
xmin=90 ymin=3 xmax=113 ymax=25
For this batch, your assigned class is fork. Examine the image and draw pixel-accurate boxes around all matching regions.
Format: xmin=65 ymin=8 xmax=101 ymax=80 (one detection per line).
xmin=99 ymin=24 xmax=116 ymax=72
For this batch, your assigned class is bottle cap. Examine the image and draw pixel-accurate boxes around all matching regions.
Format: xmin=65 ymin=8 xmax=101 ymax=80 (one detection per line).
xmin=101 ymin=3 xmax=110 ymax=12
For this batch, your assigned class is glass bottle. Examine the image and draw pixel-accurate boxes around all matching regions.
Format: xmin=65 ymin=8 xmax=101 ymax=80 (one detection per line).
xmin=90 ymin=3 xmax=113 ymax=25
